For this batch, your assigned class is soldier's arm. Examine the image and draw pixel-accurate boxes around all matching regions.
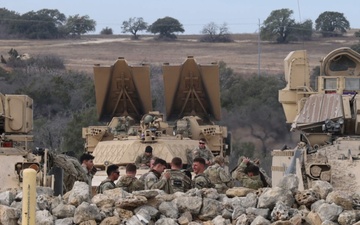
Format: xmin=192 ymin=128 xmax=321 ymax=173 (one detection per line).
xmin=193 ymin=176 xmax=209 ymax=189
xmin=135 ymin=155 xmax=142 ymax=167
xmin=150 ymin=177 xmax=168 ymax=190
xmin=207 ymin=149 xmax=214 ymax=162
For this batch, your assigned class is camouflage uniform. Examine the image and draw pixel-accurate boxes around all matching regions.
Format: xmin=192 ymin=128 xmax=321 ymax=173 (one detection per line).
xmin=144 ymin=170 xmax=167 ymax=190
xmin=233 ymin=162 xmax=263 ymax=190
xmin=204 ymin=163 xmax=234 ymax=194
xmin=187 ymin=146 xmax=214 ymax=171
xmin=193 ymin=173 xmax=214 ymax=189
xmin=96 ymin=178 xmax=116 ymax=194
xmin=116 ymin=176 xmax=144 ymax=193
xmin=81 ymin=164 xmax=93 ymax=186
xmin=161 ymin=169 xmax=192 ymax=194
xmin=135 ymin=153 xmax=152 ymax=168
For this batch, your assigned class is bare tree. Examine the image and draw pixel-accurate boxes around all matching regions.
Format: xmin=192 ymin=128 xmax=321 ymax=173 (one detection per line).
xmin=200 ymin=22 xmax=233 ymax=42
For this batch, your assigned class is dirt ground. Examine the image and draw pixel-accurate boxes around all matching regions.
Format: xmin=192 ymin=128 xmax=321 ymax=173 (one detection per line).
xmin=0 ymin=33 xmax=358 ymax=76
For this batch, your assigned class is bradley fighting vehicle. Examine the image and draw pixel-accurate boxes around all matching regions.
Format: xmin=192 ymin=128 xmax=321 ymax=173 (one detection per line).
xmin=83 ymin=56 xmax=230 ymax=183
xmin=272 ymin=47 xmax=360 ymax=192
xmin=0 ymin=93 xmax=53 ymax=191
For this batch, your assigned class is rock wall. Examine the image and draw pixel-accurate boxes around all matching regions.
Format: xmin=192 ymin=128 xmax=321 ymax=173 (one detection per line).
xmin=1 ymin=175 xmax=360 ymax=225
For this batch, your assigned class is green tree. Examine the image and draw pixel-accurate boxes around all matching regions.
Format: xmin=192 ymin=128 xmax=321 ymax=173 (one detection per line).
xmin=100 ymin=27 xmax=113 ymax=35
xmin=65 ymin=14 xmax=96 ymax=37
xmin=260 ymin=8 xmax=295 ymax=43
xmin=0 ymin=8 xmax=20 ymax=38
xmin=200 ymin=22 xmax=233 ymax=43
xmin=315 ymin=11 xmax=350 ymax=37
xmin=10 ymin=10 xmax=63 ymax=39
xmin=121 ymin=17 xmax=148 ymax=40
xmin=291 ymin=19 xmax=313 ymax=41
xmin=148 ymin=16 xmax=184 ymax=40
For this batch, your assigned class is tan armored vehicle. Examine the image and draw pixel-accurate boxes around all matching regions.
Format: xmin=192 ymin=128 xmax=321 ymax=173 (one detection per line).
xmin=83 ymin=56 xmax=230 ymax=183
xmin=272 ymin=47 xmax=360 ymax=192
xmin=0 ymin=93 xmax=53 ymax=191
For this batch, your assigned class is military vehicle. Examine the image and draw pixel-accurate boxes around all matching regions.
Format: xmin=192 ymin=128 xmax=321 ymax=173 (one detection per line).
xmin=0 ymin=93 xmax=54 ymax=191
xmin=272 ymin=47 xmax=360 ymax=192
xmin=83 ymin=56 xmax=230 ymax=183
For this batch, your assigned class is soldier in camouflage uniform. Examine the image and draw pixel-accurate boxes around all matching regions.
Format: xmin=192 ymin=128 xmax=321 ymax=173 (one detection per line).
xmin=233 ymin=157 xmax=263 ymax=190
xmin=80 ymin=153 xmax=95 ymax=186
xmin=187 ymin=138 xmax=214 ymax=171
xmin=204 ymin=156 xmax=233 ymax=193
xmin=96 ymin=164 xmax=120 ymax=194
xmin=135 ymin=146 xmax=154 ymax=168
xmin=192 ymin=157 xmax=214 ymax=189
xmin=116 ymin=163 xmax=144 ymax=192
xmin=160 ymin=157 xmax=192 ymax=194
xmin=144 ymin=158 xmax=169 ymax=190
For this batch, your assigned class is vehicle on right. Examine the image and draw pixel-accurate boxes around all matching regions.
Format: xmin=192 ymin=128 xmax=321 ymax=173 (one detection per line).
xmin=272 ymin=47 xmax=360 ymax=192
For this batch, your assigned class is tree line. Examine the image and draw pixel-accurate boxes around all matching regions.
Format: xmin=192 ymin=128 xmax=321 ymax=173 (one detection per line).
xmin=0 ymin=7 xmax=355 ymax=43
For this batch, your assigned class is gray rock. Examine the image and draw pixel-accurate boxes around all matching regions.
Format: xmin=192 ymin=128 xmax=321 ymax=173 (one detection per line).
xmin=67 ymin=182 xmax=90 ymax=207
xmin=235 ymin=214 xmax=250 ymax=225
xmin=0 ymin=205 xmax=19 ymax=225
xmin=312 ymin=180 xmax=333 ymax=199
xmin=37 ymin=194 xmax=52 ymax=210
xmin=250 ymin=215 xmax=270 ymax=225
xmin=316 ymin=202 xmax=343 ymax=222
xmin=99 ymin=216 xmax=121 ymax=225
xmin=257 ymin=187 xmax=294 ymax=209
xmin=321 ymin=220 xmax=338 ymax=225
xmin=54 ymin=217 xmax=74 ymax=225
xmin=295 ymin=189 xmax=319 ymax=207
xmin=135 ymin=208 xmax=151 ymax=224
xmin=202 ymin=188 xmax=220 ymax=199
xmin=199 ymin=198 xmax=222 ymax=220
xmin=212 ymin=215 xmax=231 ymax=225
xmin=0 ymin=191 xmax=15 ymax=206
xmin=134 ymin=205 xmax=159 ymax=219
xmin=276 ymin=174 xmax=299 ymax=194
xmin=91 ymin=193 xmax=115 ymax=209
xmin=36 ymin=210 xmax=54 ymax=225
xmin=326 ymin=191 xmax=353 ymax=210
xmin=337 ymin=210 xmax=360 ymax=225
xmin=115 ymin=195 xmax=147 ymax=208
xmin=311 ymin=199 xmax=326 ymax=212
xmin=246 ymin=207 xmax=269 ymax=219
xmin=271 ymin=201 xmax=290 ymax=221
xmin=158 ymin=201 xmax=178 ymax=219
xmin=154 ymin=218 xmax=178 ymax=225
xmin=178 ymin=211 xmax=192 ymax=225
xmin=37 ymin=187 xmax=54 ymax=196
xmin=124 ymin=215 xmax=143 ymax=225
xmin=52 ymin=203 xmax=76 ymax=218
xmin=73 ymin=202 xmax=101 ymax=224
xmin=172 ymin=196 xmax=202 ymax=215
xmin=232 ymin=206 xmax=246 ymax=220
xmin=132 ymin=190 xmax=161 ymax=199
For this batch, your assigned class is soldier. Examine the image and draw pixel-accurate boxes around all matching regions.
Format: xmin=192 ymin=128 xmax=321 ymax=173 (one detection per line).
xmin=139 ymin=157 xmax=157 ymax=183
xmin=135 ymin=145 xmax=154 ymax=168
xmin=96 ymin=164 xmax=120 ymax=194
xmin=144 ymin=158 xmax=169 ymax=190
xmin=79 ymin=153 xmax=95 ymax=186
xmin=116 ymin=163 xmax=144 ymax=192
xmin=192 ymin=157 xmax=214 ymax=189
xmin=204 ymin=155 xmax=234 ymax=193
xmin=189 ymin=138 xmax=214 ymax=168
xmin=161 ymin=157 xmax=192 ymax=194
xmin=233 ymin=157 xmax=263 ymax=190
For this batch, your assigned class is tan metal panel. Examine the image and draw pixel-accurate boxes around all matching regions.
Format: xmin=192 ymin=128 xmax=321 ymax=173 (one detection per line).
xmin=93 ymin=58 xmax=151 ymax=121
xmin=296 ymin=94 xmax=343 ymax=124
xmin=163 ymin=56 xmax=220 ymax=121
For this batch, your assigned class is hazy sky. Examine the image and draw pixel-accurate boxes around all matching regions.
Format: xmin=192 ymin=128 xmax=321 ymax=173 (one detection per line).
xmin=2 ymin=0 xmax=358 ymax=34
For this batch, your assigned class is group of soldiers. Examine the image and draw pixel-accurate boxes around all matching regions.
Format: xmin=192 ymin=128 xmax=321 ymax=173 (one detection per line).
xmin=80 ymin=138 xmax=268 ymax=195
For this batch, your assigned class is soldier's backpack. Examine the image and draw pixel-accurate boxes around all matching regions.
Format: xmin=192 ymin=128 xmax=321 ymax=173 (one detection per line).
xmin=96 ymin=180 xmax=116 ymax=194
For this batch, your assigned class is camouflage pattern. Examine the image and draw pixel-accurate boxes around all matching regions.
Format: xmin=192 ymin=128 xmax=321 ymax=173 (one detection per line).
xmin=81 ymin=164 xmax=93 ymax=186
xmin=193 ymin=173 xmax=214 ymax=189
xmin=96 ymin=178 xmax=116 ymax=194
xmin=135 ymin=153 xmax=152 ymax=168
xmin=116 ymin=176 xmax=144 ymax=192
xmin=161 ymin=169 xmax=192 ymax=194
xmin=204 ymin=163 xmax=234 ymax=194
xmin=187 ymin=146 xmax=214 ymax=171
xmin=233 ymin=162 xmax=263 ymax=190
xmin=144 ymin=170 xmax=167 ymax=190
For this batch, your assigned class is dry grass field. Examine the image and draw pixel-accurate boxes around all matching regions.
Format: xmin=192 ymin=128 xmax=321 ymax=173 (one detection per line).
xmin=0 ymin=33 xmax=358 ymax=76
